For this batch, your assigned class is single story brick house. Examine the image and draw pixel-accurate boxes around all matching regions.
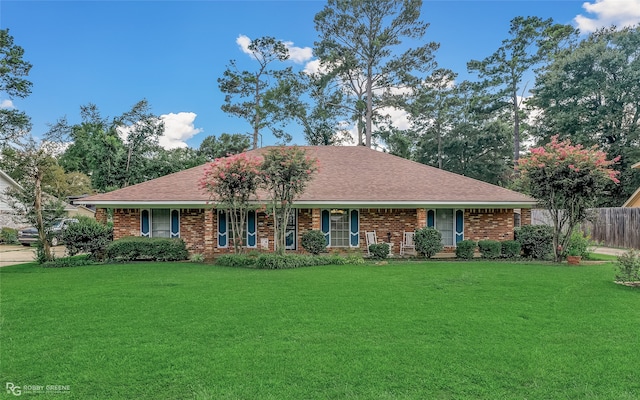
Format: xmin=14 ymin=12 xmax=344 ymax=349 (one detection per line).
xmin=77 ymin=146 xmax=536 ymax=258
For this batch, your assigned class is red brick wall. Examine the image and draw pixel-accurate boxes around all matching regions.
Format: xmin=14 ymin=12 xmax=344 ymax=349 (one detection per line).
xmin=465 ymin=208 xmax=516 ymax=242
xmin=109 ymin=206 xmax=528 ymax=258
xmin=358 ymin=208 xmax=419 ymax=252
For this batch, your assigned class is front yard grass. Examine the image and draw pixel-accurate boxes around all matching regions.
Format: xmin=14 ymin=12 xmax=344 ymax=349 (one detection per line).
xmin=1 ymin=260 xmax=639 ymax=399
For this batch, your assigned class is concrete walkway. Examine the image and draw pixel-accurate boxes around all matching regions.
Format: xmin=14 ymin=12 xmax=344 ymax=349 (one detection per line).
xmin=0 ymin=245 xmax=68 ymax=267
xmin=589 ymin=246 xmax=632 ymax=257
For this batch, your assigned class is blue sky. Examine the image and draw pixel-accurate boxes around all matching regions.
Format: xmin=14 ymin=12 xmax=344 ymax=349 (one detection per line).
xmin=2 ymin=0 xmax=640 ymax=149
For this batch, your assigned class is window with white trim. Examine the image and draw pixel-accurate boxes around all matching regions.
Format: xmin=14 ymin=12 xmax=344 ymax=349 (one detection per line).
xmin=217 ymin=210 xmax=257 ymax=248
xmin=321 ymin=209 xmax=359 ymax=248
xmin=140 ymin=209 xmax=180 ymax=238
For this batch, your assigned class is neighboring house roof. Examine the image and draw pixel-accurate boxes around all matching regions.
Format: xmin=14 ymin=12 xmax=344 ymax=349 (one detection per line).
xmin=77 ymin=146 xmax=537 ymax=209
xmin=0 ymin=169 xmax=23 ymax=211
xmin=0 ymin=168 xmax=78 ymax=213
xmin=622 ymin=161 xmax=640 ymax=207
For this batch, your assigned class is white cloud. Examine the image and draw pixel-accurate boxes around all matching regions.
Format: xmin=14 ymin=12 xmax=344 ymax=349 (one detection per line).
xmin=236 ymin=34 xmax=253 ymax=56
xmin=575 ymin=0 xmax=640 ymax=33
xmin=1 ymin=99 xmax=15 ymax=109
xmin=159 ymin=112 xmax=203 ymax=149
xmin=236 ymin=34 xmax=313 ymax=64
xmin=282 ymin=40 xmax=313 ymax=63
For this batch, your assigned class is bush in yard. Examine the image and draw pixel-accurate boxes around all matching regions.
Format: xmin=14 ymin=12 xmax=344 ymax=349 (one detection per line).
xmin=614 ymin=250 xmax=640 ymax=283
xmin=215 ymin=254 xmax=257 ymax=268
xmin=455 ymin=240 xmax=476 ymax=260
xmin=515 ymin=225 xmax=554 ymax=260
xmin=0 ymin=227 xmax=18 ymax=244
xmin=106 ymin=237 xmax=188 ymax=262
xmin=566 ymin=229 xmax=591 ymax=257
xmin=62 ymin=216 xmax=113 ymax=260
xmin=368 ymin=243 xmax=389 ymax=260
xmin=41 ymin=255 xmax=94 ymax=268
xmin=414 ymin=227 xmax=443 ymax=258
xmin=478 ymin=240 xmax=502 ymax=259
xmin=501 ymin=240 xmax=521 ymax=259
xmin=301 ymin=230 xmax=327 ymax=255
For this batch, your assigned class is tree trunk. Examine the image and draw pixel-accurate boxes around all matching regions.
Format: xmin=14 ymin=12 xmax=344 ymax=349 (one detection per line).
xmin=512 ymin=87 xmax=520 ymax=168
xmin=365 ymin=66 xmax=373 ymax=148
xmin=34 ymin=168 xmax=52 ymax=261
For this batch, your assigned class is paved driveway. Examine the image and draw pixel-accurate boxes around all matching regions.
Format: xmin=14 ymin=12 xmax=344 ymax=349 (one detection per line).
xmin=0 ymin=245 xmax=68 ymax=267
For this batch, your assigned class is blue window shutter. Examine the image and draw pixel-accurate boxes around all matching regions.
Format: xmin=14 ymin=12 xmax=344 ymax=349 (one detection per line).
xmin=321 ymin=209 xmax=330 ymax=246
xmin=247 ymin=210 xmax=256 ymax=247
xmin=171 ymin=209 xmax=180 ymax=238
xmin=427 ymin=210 xmax=435 ymax=228
xmin=350 ymin=209 xmax=359 ymax=247
xmin=141 ymin=210 xmax=150 ymax=237
xmin=455 ymin=209 xmax=464 ymax=244
xmin=218 ymin=210 xmax=227 ymax=247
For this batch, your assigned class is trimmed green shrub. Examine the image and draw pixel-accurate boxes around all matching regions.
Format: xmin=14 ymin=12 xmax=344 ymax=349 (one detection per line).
xmin=566 ymin=229 xmax=591 ymax=257
xmin=301 ymin=230 xmax=327 ymax=255
xmin=215 ymin=253 xmax=365 ymax=269
xmin=0 ymin=227 xmax=18 ymax=244
xmin=614 ymin=250 xmax=640 ymax=282
xmin=368 ymin=243 xmax=389 ymax=260
xmin=215 ymin=254 xmax=257 ymax=268
xmin=41 ymin=255 xmax=94 ymax=268
xmin=478 ymin=240 xmax=502 ymax=259
xmin=515 ymin=225 xmax=554 ymax=260
xmin=501 ymin=240 xmax=521 ymax=259
xmin=106 ymin=237 xmax=188 ymax=262
xmin=455 ymin=240 xmax=476 ymax=260
xmin=414 ymin=227 xmax=443 ymax=258
xmin=62 ymin=216 xmax=113 ymax=260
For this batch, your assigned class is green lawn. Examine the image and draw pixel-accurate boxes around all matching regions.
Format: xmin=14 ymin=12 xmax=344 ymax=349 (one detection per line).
xmin=1 ymin=260 xmax=639 ymax=399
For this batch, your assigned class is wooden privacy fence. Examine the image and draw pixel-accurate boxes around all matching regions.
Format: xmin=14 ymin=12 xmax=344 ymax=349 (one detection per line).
xmin=532 ymin=208 xmax=640 ymax=249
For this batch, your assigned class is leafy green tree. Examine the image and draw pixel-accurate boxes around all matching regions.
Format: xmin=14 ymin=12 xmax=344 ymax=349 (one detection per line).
xmin=198 ymin=133 xmax=250 ymax=161
xmin=314 ymin=0 xmax=438 ymax=147
xmin=0 ymin=29 xmax=32 ymax=146
xmin=517 ymin=135 xmax=620 ymax=262
xmin=60 ymin=101 xmax=165 ymax=191
xmin=115 ymin=99 xmax=164 ymax=187
xmin=530 ymin=26 xmax=640 ymax=205
xmin=5 ymin=125 xmax=67 ymax=262
xmin=408 ymin=68 xmax=459 ymax=169
xmin=198 ymin=153 xmax=263 ymax=254
xmin=217 ymin=37 xmax=292 ymax=149
xmin=467 ymin=17 xmax=576 ymax=168
xmin=261 ymin=147 xmax=318 ymax=255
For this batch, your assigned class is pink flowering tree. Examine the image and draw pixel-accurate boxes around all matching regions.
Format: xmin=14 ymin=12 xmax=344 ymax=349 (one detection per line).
xmin=518 ymin=135 xmax=620 ymax=262
xmin=261 ymin=147 xmax=318 ymax=255
xmin=199 ymin=153 xmax=263 ymax=254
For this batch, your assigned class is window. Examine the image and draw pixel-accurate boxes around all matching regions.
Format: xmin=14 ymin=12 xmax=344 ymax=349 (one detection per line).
xmin=140 ymin=209 xmax=179 ymax=238
xmin=426 ymin=209 xmax=463 ymax=246
xmin=217 ymin=210 xmax=257 ymax=248
xmin=321 ymin=209 xmax=359 ymax=248
xmin=285 ymin=210 xmax=297 ymax=250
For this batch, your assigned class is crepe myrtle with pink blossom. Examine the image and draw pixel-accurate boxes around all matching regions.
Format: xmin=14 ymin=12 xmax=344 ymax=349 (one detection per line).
xmin=199 ymin=153 xmax=263 ymax=254
xmin=517 ymin=135 xmax=620 ymax=262
xmin=199 ymin=147 xmax=318 ymax=254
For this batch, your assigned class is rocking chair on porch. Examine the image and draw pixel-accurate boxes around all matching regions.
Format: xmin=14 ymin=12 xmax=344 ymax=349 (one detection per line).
xmin=400 ymin=231 xmax=416 ymax=256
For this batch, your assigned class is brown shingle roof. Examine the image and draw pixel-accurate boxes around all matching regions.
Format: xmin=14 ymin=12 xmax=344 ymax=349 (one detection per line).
xmin=79 ymin=146 xmax=535 ymax=207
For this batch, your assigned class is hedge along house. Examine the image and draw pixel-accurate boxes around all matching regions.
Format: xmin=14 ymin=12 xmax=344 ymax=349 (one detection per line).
xmin=77 ymin=146 xmax=536 ymax=258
